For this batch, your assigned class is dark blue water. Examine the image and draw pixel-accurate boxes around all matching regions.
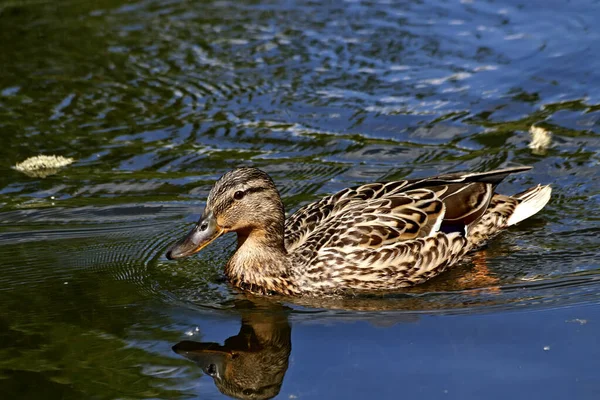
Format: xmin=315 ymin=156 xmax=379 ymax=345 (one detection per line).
xmin=1 ymin=0 xmax=599 ymax=398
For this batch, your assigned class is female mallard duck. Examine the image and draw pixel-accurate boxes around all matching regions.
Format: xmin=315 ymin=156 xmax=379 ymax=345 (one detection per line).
xmin=166 ymin=166 xmax=551 ymax=297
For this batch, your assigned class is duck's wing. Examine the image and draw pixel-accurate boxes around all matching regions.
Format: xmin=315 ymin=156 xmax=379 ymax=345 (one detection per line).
xmin=290 ymin=188 xmax=469 ymax=291
xmin=301 ymin=189 xmax=448 ymax=249
xmin=284 ymin=166 xmax=531 ymax=251
xmin=284 ymin=181 xmax=410 ymax=251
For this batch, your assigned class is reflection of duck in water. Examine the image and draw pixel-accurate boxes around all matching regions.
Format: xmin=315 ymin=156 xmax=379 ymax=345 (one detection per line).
xmin=167 ymin=167 xmax=551 ymax=296
xmin=173 ymin=306 xmax=291 ymax=400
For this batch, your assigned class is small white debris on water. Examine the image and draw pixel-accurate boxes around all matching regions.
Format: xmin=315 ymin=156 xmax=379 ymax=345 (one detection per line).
xmin=520 ymin=274 xmax=544 ymax=282
xmin=185 ymin=326 xmax=200 ymax=336
xmin=529 ymin=125 xmax=552 ymax=155
xmin=567 ymin=319 xmax=588 ymax=325
xmin=15 ymin=154 xmax=74 ymax=170
xmin=14 ymin=155 xmax=75 ymax=178
xmin=543 ymin=346 xmax=550 ymax=351
xmin=64 ymin=282 xmax=69 ymax=285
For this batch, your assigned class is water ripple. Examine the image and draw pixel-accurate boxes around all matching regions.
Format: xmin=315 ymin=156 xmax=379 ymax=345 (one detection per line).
xmin=0 ymin=0 xmax=599 ymax=315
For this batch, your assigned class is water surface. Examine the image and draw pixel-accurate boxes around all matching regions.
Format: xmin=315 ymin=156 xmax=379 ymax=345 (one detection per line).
xmin=1 ymin=0 xmax=600 ymax=398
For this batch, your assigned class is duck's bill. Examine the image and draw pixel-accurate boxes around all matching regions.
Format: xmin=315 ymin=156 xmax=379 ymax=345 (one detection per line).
xmin=166 ymin=212 xmax=224 ymax=260
xmin=172 ymin=341 xmax=230 ymax=379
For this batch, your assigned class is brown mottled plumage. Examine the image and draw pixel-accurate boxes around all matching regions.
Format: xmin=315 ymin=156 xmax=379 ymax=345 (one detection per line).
xmin=166 ymin=166 xmax=551 ymax=297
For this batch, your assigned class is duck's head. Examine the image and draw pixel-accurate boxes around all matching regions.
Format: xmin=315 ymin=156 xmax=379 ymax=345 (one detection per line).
xmin=166 ymin=167 xmax=285 ymax=260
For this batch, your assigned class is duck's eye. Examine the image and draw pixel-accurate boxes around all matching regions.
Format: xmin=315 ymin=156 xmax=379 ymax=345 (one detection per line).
xmin=206 ymin=363 xmax=217 ymax=376
xmin=199 ymin=222 xmax=208 ymax=231
xmin=233 ymin=190 xmax=245 ymax=200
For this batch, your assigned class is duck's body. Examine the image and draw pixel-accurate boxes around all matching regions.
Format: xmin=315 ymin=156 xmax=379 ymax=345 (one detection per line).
xmin=167 ymin=167 xmax=551 ymax=297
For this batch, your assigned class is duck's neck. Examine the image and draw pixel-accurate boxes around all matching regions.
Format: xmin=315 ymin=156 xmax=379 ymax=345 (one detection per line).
xmin=225 ymin=222 xmax=296 ymax=295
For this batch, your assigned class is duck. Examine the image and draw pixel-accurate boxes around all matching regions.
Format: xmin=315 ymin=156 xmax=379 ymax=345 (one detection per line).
xmin=166 ymin=166 xmax=551 ymax=297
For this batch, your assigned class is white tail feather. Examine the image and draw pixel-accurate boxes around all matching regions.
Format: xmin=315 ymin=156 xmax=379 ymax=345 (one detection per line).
xmin=506 ymin=185 xmax=552 ymax=226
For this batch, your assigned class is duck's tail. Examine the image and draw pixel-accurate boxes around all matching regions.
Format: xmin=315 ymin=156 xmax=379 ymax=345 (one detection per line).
xmin=506 ymin=184 xmax=553 ymax=226
xmin=467 ymin=184 xmax=552 ymax=248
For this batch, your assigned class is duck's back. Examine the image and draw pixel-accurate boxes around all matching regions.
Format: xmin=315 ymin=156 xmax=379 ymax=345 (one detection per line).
xmin=282 ymin=167 xmax=551 ymax=293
